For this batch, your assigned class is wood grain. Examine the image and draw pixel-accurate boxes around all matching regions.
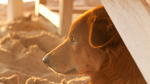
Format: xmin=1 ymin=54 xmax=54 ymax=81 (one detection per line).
xmin=100 ymin=0 xmax=150 ymax=83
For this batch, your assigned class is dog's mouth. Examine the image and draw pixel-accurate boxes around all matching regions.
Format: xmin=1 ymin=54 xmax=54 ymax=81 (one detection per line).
xmin=63 ymin=68 xmax=77 ymax=74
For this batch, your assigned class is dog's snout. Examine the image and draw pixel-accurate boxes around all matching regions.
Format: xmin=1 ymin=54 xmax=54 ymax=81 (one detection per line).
xmin=43 ymin=56 xmax=51 ymax=67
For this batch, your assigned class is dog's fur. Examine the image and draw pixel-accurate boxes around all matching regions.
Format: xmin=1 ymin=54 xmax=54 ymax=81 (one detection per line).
xmin=43 ymin=5 xmax=146 ymax=84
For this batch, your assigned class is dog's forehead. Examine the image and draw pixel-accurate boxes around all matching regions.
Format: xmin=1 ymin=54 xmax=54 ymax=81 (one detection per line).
xmin=68 ymin=5 xmax=109 ymax=40
xmin=68 ymin=5 xmax=106 ymax=35
xmin=68 ymin=13 xmax=92 ymax=37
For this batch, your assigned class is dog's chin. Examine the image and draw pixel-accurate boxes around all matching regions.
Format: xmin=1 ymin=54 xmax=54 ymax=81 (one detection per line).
xmin=52 ymin=68 xmax=78 ymax=75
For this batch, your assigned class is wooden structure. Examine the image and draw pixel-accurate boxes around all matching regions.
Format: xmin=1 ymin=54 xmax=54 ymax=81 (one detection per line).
xmin=35 ymin=0 xmax=94 ymax=36
xmin=7 ymin=0 xmax=93 ymax=36
xmin=35 ymin=0 xmax=73 ymax=36
xmin=100 ymin=0 xmax=150 ymax=83
xmin=7 ymin=0 xmax=24 ymax=21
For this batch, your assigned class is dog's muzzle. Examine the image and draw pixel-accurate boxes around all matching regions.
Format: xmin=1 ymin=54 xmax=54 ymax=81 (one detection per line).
xmin=43 ymin=56 xmax=51 ymax=67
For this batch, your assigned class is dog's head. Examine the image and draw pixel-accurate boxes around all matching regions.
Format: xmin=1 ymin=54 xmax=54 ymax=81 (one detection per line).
xmin=43 ymin=5 xmax=120 ymax=76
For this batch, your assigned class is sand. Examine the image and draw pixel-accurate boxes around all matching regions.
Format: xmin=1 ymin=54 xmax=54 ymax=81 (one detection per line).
xmin=0 ymin=16 xmax=91 ymax=84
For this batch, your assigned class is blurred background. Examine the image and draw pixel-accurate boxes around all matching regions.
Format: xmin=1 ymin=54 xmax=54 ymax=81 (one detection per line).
xmin=0 ymin=0 xmax=149 ymax=84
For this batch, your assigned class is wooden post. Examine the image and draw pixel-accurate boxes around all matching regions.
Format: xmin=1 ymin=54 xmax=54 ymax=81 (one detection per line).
xmin=59 ymin=0 xmax=73 ymax=36
xmin=100 ymin=0 xmax=150 ymax=83
xmin=7 ymin=0 xmax=24 ymax=21
xmin=35 ymin=0 xmax=40 ymax=16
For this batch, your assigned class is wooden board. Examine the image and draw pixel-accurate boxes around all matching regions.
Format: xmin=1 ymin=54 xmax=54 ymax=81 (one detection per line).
xmin=39 ymin=4 xmax=59 ymax=28
xmin=100 ymin=0 xmax=150 ymax=83
xmin=7 ymin=0 xmax=23 ymax=21
xmin=35 ymin=0 xmax=73 ymax=36
xmin=46 ymin=7 xmax=94 ymax=13
xmin=59 ymin=0 xmax=73 ymax=36
xmin=35 ymin=0 xmax=47 ymax=16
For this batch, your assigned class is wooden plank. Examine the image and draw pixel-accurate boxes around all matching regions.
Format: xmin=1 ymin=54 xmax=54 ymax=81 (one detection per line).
xmin=73 ymin=7 xmax=94 ymax=13
xmin=7 ymin=0 xmax=23 ymax=21
xmin=46 ymin=7 xmax=94 ymax=13
xmin=100 ymin=0 xmax=150 ymax=83
xmin=59 ymin=0 xmax=73 ymax=36
xmin=35 ymin=0 xmax=47 ymax=16
xmin=39 ymin=4 xmax=59 ymax=28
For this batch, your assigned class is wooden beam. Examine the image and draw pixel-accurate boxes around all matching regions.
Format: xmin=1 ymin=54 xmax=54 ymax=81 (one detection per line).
xmin=39 ymin=4 xmax=59 ymax=28
xmin=35 ymin=0 xmax=47 ymax=16
xmin=7 ymin=0 xmax=24 ymax=21
xmin=100 ymin=0 xmax=150 ymax=83
xmin=46 ymin=7 xmax=94 ymax=13
xmin=73 ymin=7 xmax=94 ymax=13
xmin=59 ymin=0 xmax=73 ymax=36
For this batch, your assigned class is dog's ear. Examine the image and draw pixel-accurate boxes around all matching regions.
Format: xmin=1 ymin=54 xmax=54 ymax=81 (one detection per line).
xmin=89 ymin=17 xmax=117 ymax=48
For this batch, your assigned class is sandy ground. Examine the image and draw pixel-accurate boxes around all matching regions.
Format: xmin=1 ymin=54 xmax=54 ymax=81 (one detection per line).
xmin=0 ymin=16 xmax=90 ymax=84
xmin=0 ymin=0 xmax=150 ymax=84
xmin=0 ymin=11 xmax=90 ymax=84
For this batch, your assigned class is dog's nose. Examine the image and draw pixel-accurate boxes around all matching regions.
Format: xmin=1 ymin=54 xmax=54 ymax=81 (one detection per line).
xmin=43 ymin=56 xmax=51 ymax=67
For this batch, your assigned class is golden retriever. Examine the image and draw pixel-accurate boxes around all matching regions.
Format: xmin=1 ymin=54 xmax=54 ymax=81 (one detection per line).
xmin=43 ymin=5 xmax=146 ymax=84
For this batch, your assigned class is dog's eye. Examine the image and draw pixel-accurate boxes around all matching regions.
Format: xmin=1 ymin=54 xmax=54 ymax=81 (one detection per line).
xmin=71 ymin=37 xmax=78 ymax=44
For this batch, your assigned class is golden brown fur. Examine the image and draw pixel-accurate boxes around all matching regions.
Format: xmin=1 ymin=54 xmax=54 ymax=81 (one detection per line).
xmin=43 ymin=5 xmax=146 ymax=84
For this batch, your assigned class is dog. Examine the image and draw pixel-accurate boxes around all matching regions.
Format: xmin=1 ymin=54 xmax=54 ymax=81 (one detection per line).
xmin=43 ymin=5 xmax=146 ymax=84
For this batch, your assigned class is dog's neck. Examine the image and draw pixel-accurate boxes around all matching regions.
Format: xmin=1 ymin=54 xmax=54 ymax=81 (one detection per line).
xmin=90 ymin=43 xmax=146 ymax=84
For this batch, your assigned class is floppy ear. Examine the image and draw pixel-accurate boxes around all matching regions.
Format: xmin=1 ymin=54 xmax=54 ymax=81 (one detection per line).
xmin=89 ymin=17 xmax=117 ymax=48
